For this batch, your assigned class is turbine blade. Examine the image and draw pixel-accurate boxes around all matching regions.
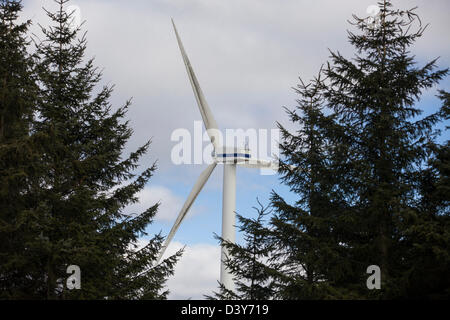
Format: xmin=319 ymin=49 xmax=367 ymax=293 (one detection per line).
xmin=238 ymin=158 xmax=279 ymax=170
xmin=172 ymin=19 xmax=220 ymax=150
xmin=157 ymin=162 xmax=217 ymax=263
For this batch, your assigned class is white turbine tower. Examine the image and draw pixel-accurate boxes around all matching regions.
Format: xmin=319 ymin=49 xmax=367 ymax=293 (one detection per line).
xmin=157 ymin=19 xmax=277 ymax=292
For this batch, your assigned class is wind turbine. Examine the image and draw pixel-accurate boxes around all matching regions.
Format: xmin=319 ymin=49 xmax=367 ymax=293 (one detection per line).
xmin=157 ymin=19 xmax=277 ymax=292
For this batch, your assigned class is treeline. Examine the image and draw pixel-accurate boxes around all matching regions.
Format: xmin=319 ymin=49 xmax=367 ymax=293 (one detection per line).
xmin=213 ymin=1 xmax=449 ymax=300
xmin=0 ymin=0 xmax=181 ymax=299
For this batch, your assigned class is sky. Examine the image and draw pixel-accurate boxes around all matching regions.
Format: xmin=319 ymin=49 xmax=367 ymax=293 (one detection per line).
xmin=21 ymin=0 xmax=449 ymax=299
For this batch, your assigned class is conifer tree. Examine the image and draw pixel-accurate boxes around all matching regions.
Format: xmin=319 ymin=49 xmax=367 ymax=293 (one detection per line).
xmin=33 ymin=0 xmax=182 ymax=299
xmin=316 ymin=0 xmax=448 ymax=298
xmin=270 ymin=69 xmax=355 ymax=299
xmin=219 ymin=0 xmax=449 ymax=299
xmin=208 ymin=201 xmax=275 ymax=300
xmin=0 ymin=0 xmax=40 ymax=298
xmin=2 ymin=0 xmax=181 ymax=299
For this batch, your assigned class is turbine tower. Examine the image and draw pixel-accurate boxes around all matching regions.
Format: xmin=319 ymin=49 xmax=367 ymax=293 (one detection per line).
xmin=157 ymin=19 xmax=277 ymax=292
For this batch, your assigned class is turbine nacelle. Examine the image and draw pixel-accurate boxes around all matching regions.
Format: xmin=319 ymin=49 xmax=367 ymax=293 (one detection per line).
xmin=213 ymin=146 xmax=251 ymax=164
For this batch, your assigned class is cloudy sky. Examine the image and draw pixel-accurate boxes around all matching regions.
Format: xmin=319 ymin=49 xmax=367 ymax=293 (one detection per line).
xmin=21 ymin=0 xmax=449 ymax=299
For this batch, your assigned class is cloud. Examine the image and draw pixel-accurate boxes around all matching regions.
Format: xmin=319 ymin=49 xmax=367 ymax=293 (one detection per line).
xmin=161 ymin=241 xmax=220 ymax=299
xmin=21 ymin=0 xmax=449 ymax=180
xmin=130 ymin=238 xmax=220 ymax=299
xmin=128 ymin=237 xmax=221 ymax=299
xmin=124 ymin=185 xmax=196 ymax=222
xmin=126 ymin=239 xmax=219 ymax=299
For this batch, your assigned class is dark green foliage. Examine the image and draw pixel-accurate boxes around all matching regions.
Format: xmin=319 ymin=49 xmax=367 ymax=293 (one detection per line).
xmin=406 ymin=92 xmax=450 ymax=298
xmin=0 ymin=0 xmax=41 ymax=298
xmin=270 ymin=68 xmax=358 ymax=299
xmin=0 ymin=0 xmax=181 ymax=299
xmin=217 ymin=0 xmax=449 ymax=299
xmin=207 ymin=201 xmax=275 ymax=300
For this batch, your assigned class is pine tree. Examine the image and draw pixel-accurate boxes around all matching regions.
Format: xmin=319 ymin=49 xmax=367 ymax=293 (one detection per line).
xmin=0 ymin=0 xmax=41 ymax=298
xmin=2 ymin=0 xmax=181 ymax=299
xmin=208 ymin=201 xmax=275 ymax=300
xmin=270 ymin=69 xmax=357 ymax=299
xmin=220 ymin=0 xmax=449 ymax=299
xmin=317 ymin=0 xmax=448 ymax=298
